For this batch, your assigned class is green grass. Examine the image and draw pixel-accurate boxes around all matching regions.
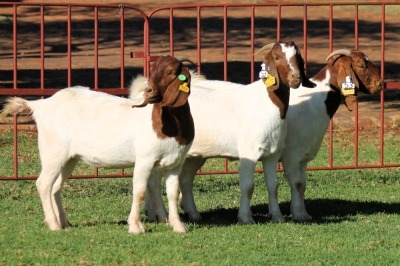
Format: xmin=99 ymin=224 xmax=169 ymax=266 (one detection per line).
xmin=0 ymin=128 xmax=400 ymax=265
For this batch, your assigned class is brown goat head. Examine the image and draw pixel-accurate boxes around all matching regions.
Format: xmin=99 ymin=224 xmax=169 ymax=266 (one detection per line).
xmin=255 ymin=41 xmax=315 ymax=119
xmin=326 ymin=49 xmax=383 ymax=111
xmin=256 ymin=41 xmax=314 ymax=90
xmin=144 ymin=55 xmax=191 ymax=108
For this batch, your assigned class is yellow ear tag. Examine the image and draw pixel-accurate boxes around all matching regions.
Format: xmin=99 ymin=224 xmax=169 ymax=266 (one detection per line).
xmin=179 ymin=82 xmax=190 ymax=93
xmin=264 ymin=74 xmax=276 ymax=88
xmin=341 ymin=88 xmax=355 ymax=96
xmin=341 ymin=76 xmax=355 ymax=95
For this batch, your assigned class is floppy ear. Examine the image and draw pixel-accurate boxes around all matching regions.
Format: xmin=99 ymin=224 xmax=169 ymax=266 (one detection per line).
xmin=263 ymin=54 xmax=280 ymax=90
xmin=336 ymin=58 xmax=359 ymax=111
xmin=161 ymin=67 xmax=191 ymax=108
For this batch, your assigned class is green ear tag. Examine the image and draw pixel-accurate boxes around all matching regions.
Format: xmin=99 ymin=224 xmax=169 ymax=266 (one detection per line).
xmin=178 ymin=74 xmax=187 ymax=81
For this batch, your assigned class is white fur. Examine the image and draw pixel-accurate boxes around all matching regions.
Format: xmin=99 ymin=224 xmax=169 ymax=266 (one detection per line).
xmin=280 ymin=73 xmax=333 ymax=221
xmin=2 ymin=86 xmax=191 ymax=234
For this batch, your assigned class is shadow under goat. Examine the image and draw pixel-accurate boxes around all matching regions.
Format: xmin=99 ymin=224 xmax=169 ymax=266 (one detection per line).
xmin=0 ymin=55 xmax=194 ymax=234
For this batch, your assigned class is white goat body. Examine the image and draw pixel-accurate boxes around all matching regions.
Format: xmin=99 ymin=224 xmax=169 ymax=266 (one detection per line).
xmin=2 ymin=55 xmax=195 ymax=234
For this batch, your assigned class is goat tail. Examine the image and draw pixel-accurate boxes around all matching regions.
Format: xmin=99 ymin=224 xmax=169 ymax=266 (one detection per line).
xmin=128 ymin=75 xmax=147 ymax=99
xmin=1 ymin=97 xmax=32 ymax=118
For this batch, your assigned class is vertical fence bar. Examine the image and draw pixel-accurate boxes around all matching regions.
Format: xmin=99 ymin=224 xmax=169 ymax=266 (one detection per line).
xmin=277 ymin=5 xmax=281 ymax=41
xmin=67 ymin=5 xmax=72 ymax=87
xmin=223 ymin=5 xmax=229 ymax=172
xmin=354 ymin=4 xmax=359 ymax=167
xmin=94 ymin=5 xmax=99 ymax=179
xmin=197 ymin=6 xmax=202 ymax=73
xmin=379 ymin=4 xmax=386 ymax=165
xmin=94 ymin=6 xmax=99 ymax=89
xmin=223 ymin=5 xmax=228 ymax=81
xmin=250 ymin=5 xmax=255 ymax=83
xmin=120 ymin=5 xmax=125 ymax=89
xmin=144 ymin=12 xmax=150 ymax=77
xmin=303 ymin=5 xmax=308 ymax=70
xmin=328 ymin=4 xmax=334 ymax=168
xmin=170 ymin=8 xmax=174 ymax=57
xmin=12 ymin=5 xmax=18 ymax=178
xmin=40 ymin=5 xmax=45 ymax=90
xmin=13 ymin=5 xmax=17 ymax=89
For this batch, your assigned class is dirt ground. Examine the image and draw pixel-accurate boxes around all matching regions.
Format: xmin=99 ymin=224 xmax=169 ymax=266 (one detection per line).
xmin=1 ymin=0 xmax=399 ymax=129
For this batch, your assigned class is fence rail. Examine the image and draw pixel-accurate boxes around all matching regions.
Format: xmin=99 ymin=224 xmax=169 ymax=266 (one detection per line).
xmin=0 ymin=2 xmax=399 ymax=180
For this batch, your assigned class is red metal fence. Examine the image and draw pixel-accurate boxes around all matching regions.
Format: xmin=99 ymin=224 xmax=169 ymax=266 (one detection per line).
xmin=0 ymin=2 xmax=399 ymax=180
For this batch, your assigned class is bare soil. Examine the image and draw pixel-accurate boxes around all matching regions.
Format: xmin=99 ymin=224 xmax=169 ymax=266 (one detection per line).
xmin=1 ymin=0 xmax=399 ymax=129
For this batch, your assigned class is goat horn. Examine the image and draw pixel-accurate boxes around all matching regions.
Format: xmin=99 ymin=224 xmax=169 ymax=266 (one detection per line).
xmin=326 ymin=49 xmax=352 ymax=61
xmin=176 ymin=56 xmax=198 ymax=66
xmin=254 ymin=43 xmax=275 ymax=56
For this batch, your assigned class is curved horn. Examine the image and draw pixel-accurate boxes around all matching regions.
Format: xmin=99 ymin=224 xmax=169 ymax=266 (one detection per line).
xmin=254 ymin=43 xmax=275 ymax=56
xmin=326 ymin=49 xmax=352 ymax=61
xmin=176 ymin=56 xmax=198 ymax=67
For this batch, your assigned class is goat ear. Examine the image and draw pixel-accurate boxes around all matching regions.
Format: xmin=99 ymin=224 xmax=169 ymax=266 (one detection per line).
xmin=337 ymin=58 xmax=359 ymax=111
xmin=344 ymin=95 xmax=357 ymax=111
xmin=162 ymin=67 xmax=191 ymax=108
xmin=264 ymin=55 xmax=280 ymax=90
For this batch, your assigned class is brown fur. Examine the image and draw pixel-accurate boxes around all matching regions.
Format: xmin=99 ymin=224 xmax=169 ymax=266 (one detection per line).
xmin=262 ymin=41 xmax=312 ymax=119
xmin=314 ymin=50 xmax=383 ymax=118
xmin=148 ymin=56 xmax=195 ymax=145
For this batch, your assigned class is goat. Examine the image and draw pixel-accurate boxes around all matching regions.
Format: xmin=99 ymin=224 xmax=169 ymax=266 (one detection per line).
xmin=140 ymin=41 xmax=315 ymax=224
xmin=1 ymin=55 xmax=194 ymax=234
xmin=174 ymin=49 xmax=383 ymax=223
xmin=281 ymin=49 xmax=383 ymax=221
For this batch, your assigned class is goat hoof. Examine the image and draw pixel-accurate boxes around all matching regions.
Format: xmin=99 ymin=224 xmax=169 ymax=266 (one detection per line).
xmin=172 ymin=222 xmax=187 ymax=233
xmin=270 ymin=214 xmax=285 ymax=223
xmin=237 ymin=215 xmax=255 ymax=224
xmin=128 ymin=222 xmax=145 ymax=234
xmin=186 ymin=212 xmax=202 ymax=222
xmin=292 ymin=212 xmax=312 ymax=222
xmin=45 ymin=220 xmax=62 ymax=231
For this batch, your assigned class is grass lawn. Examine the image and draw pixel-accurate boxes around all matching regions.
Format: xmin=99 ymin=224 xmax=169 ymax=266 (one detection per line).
xmin=1 ymin=129 xmax=400 ymax=265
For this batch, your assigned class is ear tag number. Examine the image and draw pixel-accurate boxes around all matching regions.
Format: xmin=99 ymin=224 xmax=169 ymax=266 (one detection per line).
xmin=259 ymin=63 xmax=268 ymax=79
xmin=179 ymin=82 xmax=190 ymax=93
xmin=265 ymin=74 xmax=276 ymax=88
xmin=341 ymin=75 xmax=355 ymax=95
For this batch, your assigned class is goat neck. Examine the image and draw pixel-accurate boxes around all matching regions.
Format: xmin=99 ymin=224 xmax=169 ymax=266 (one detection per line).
xmin=152 ymin=66 xmax=194 ymax=145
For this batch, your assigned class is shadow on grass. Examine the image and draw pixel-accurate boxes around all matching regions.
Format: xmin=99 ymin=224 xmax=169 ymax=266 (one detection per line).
xmin=193 ymin=199 xmax=400 ymax=226
xmin=67 ymin=198 xmax=400 ymax=229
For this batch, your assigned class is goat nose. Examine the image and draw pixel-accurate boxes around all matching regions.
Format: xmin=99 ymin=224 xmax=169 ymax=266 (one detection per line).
xmin=292 ymin=72 xmax=301 ymax=79
xmin=145 ymin=87 xmax=153 ymax=93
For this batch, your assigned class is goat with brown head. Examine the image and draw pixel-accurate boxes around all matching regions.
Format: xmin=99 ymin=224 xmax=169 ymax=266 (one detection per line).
xmin=280 ymin=49 xmax=383 ymax=222
xmin=322 ymin=49 xmax=383 ymax=115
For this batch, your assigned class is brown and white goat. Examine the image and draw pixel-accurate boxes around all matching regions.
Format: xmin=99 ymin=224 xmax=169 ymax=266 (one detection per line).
xmin=280 ymin=49 xmax=383 ymax=221
xmin=142 ymin=41 xmax=315 ymax=224
xmin=1 ymin=55 xmax=194 ymax=234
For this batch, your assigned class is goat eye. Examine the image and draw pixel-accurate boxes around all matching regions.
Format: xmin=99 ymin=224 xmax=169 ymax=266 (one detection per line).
xmin=358 ymin=64 xmax=365 ymax=69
